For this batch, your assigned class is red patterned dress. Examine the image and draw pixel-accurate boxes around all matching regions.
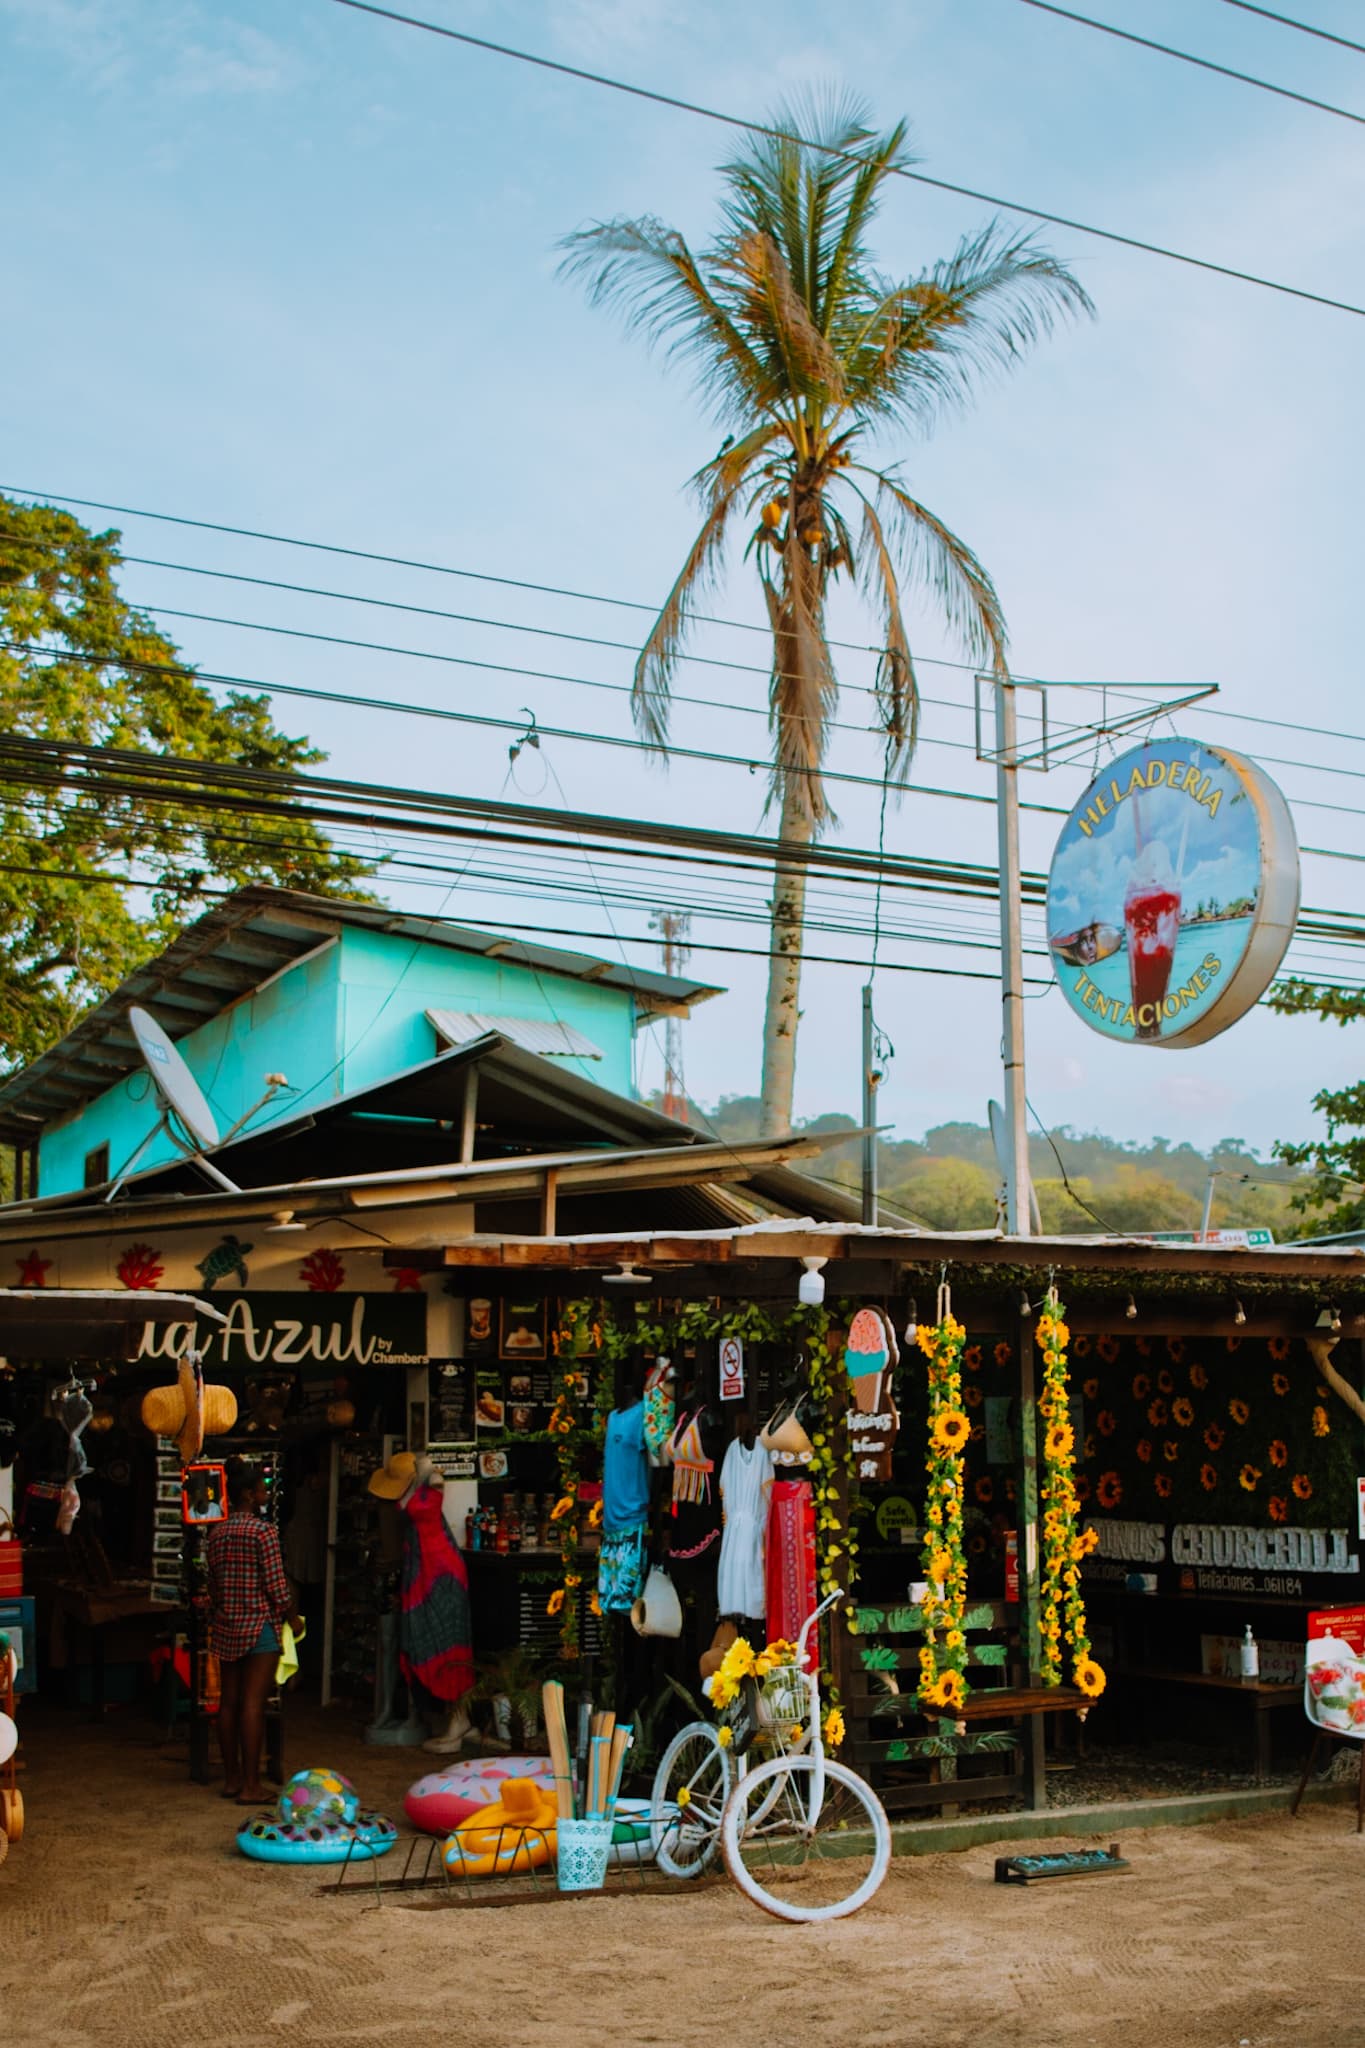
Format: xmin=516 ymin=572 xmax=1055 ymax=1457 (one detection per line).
xmin=399 ymin=1482 xmax=474 ymax=1703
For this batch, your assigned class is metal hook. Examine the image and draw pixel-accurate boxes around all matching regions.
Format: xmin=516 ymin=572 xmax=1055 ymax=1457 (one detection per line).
xmin=508 ymin=708 xmax=540 ymax=765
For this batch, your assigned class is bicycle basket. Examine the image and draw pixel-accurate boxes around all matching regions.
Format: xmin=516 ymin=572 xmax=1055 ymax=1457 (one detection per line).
xmin=755 ymin=1663 xmax=810 ymax=1732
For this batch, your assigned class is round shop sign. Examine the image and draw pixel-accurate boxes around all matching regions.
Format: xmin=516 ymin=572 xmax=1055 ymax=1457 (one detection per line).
xmin=1046 ymin=737 xmax=1300 ymax=1048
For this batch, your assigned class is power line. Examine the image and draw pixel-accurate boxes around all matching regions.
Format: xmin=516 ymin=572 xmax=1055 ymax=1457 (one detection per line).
xmin=1012 ymin=0 xmax=1365 ymax=125
xmin=1213 ymin=1 xmax=1365 ymax=57
xmin=319 ymin=0 xmax=1365 ymax=320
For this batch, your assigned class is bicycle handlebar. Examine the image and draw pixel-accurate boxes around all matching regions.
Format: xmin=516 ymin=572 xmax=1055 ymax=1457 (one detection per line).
xmin=795 ymin=1587 xmax=845 ymax=1664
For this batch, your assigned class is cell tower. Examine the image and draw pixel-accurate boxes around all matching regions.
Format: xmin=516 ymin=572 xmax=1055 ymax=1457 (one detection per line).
xmin=650 ymin=910 xmax=691 ymax=1123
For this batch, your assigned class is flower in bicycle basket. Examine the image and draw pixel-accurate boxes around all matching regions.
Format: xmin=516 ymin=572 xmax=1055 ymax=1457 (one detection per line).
xmin=716 ymin=1724 xmax=734 ymax=1749
xmin=787 ymin=1724 xmax=806 ymax=1748
xmin=931 ymin=1409 xmax=970 ymax=1452
xmin=717 ymin=1638 xmax=757 ymax=1688
xmin=822 ymin=1707 xmax=845 ymax=1750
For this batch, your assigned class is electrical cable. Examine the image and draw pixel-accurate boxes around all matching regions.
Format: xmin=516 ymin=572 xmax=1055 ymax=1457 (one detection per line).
xmin=319 ymin=0 xmax=1365 ymax=319
xmin=1212 ymin=1 xmax=1365 ymax=56
xmin=1025 ymin=1094 xmax=1122 ymax=1232
xmin=1011 ymin=0 xmax=1365 ymax=126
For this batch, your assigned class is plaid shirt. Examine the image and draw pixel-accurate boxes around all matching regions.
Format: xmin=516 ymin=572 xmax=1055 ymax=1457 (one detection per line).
xmin=206 ymin=1510 xmax=291 ymax=1661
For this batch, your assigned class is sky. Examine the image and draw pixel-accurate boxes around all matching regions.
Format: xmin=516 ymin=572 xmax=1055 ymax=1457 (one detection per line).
xmin=3 ymin=0 xmax=1365 ymax=1172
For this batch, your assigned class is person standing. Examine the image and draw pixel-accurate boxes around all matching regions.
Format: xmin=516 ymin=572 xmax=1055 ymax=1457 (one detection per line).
xmin=206 ymin=1459 xmax=296 ymax=1804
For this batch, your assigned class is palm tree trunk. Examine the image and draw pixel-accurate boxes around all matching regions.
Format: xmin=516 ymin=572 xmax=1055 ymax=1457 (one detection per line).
xmin=759 ymin=782 xmax=813 ymax=1136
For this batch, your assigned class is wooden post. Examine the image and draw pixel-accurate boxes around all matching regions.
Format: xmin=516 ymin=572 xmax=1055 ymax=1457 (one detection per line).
xmin=1014 ymin=1308 xmax=1048 ymax=1810
xmin=540 ymin=1168 xmax=559 ymax=1237
xmin=458 ymin=1068 xmax=479 ymax=1164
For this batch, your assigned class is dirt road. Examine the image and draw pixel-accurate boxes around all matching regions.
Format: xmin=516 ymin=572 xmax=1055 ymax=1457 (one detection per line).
xmin=3 ymin=1698 xmax=1362 ymax=2047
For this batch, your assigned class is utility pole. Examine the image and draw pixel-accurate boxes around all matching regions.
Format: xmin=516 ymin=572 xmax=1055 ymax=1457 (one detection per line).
xmin=861 ymin=983 xmax=878 ymax=1226
xmin=994 ymin=679 xmax=1033 ymax=1237
xmin=651 ymin=910 xmax=691 ymax=1122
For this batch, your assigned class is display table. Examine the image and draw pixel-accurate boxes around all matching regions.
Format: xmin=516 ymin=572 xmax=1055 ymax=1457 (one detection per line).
xmin=1116 ymin=1664 xmax=1300 ymax=1781
xmin=48 ymin=1583 xmax=185 ymax=1719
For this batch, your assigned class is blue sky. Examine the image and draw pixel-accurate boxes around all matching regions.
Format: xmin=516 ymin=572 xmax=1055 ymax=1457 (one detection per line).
xmin=3 ymin=0 xmax=1364 ymax=1168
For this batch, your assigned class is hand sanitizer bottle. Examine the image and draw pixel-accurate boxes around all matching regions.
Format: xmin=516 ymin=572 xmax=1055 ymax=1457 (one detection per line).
xmin=1240 ymin=1624 xmax=1259 ymax=1683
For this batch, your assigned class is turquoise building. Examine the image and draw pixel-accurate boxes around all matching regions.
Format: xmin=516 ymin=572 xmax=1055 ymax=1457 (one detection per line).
xmin=0 ymin=886 xmax=720 ymax=1199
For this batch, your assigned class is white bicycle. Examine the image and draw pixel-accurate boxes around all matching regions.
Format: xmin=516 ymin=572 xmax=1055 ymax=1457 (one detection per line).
xmin=650 ymin=1590 xmax=891 ymax=1923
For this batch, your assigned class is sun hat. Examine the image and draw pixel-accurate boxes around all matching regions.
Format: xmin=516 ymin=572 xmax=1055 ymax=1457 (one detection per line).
xmin=141 ymin=1353 xmax=238 ymax=1463
xmin=367 ymin=1450 xmax=418 ymax=1500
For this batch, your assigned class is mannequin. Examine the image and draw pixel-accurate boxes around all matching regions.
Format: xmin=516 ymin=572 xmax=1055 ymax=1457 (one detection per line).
xmin=598 ymin=1362 xmax=652 ymax=1614
xmin=366 ymin=1451 xmax=474 ymax=1749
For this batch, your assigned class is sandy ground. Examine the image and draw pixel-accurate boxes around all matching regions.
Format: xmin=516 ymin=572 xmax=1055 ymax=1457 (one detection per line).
xmin=4 ymin=1695 xmax=1365 ymax=2048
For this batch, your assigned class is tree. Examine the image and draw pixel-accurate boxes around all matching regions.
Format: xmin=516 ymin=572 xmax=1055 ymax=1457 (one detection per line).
xmin=0 ymin=494 xmax=367 ymax=1069
xmin=561 ymin=94 xmax=1090 ymax=1132
xmin=886 ymin=1155 xmax=997 ymax=1231
xmin=1271 ymin=979 xmax=1365 ymax=1233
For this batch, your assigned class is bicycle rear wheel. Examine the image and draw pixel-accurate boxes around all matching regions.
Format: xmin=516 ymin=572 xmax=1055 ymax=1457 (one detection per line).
xmin=720 ymin=1754 xmax=891 ymax=1923
xmin=651 ymin=1722 xmax=732 ymax=1879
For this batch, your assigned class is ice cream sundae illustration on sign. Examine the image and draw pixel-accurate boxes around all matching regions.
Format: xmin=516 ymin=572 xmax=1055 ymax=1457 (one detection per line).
xmin=844 ymin=1307 xmax=900 ymax=1482
xmin=1047 ymin=738 xmax=1300 ymax=1047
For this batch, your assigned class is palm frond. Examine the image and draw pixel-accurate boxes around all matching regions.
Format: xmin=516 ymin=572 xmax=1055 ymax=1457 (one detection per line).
xmin=720 ymin=231 xmax=845 ymax=408
xmin=854 ymin=466 xmax=1008 ymax=679
xmin=557 ymin=216 xmax=770 ymax=424
xmin=847 ymin=485 xmax=919 ymax=783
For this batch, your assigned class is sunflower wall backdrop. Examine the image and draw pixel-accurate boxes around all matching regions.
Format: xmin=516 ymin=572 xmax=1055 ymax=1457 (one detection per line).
xmin=1065 ymin=1334 xmax=1359 ymax=1530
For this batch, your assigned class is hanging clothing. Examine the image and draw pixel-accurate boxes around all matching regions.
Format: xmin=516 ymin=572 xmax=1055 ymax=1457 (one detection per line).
xmin=597 ymin=1522 xmax=648 ymax=1612
xmin=766 ymin=1478 xmax=818 ymax=1672
xmin=716 ymin=1438 xmax=774 ymax=1623
xmin=666 ymin=1405 xmax=726 ymax=1566
xmin=643 ymin=1361 xmax=676 ymax=1460
xmin=602 ymin=1402 xmax=651 ymax=1530
xmin=399 ymin=1481 xmax=474 ymax=1703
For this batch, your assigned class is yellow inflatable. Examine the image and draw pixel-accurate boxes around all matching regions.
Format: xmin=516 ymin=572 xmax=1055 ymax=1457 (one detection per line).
xmin=441 ymin=1777 xmax=558 ymax=1877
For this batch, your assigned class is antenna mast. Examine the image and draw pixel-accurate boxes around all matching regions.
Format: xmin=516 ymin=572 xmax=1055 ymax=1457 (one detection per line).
xmin=651 ymin=910 xmax=691 ymax=1123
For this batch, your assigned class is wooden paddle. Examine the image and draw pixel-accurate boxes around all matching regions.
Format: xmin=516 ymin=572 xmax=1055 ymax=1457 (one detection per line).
xmin=542 ymin=1679 xmax=574 ymax=1821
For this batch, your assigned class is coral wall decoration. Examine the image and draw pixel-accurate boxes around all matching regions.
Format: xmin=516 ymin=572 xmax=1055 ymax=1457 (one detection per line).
xmin=390 ymin=1267 xmax=425 ymax=1293
xmin=116 ymin=1243 xmax=164 ymax=1291
xmin=15 ymin=1249 xmax=50 ymax=1287
xmin=299 ymin=1248 xmax=346 ymax=1293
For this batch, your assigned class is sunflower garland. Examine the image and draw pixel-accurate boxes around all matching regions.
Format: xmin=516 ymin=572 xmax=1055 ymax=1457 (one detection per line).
xmin=1035 ymin=1290 xmax=1104 ymax=1698
xmin=915 ymin=1295 xmax=971 ymax=1710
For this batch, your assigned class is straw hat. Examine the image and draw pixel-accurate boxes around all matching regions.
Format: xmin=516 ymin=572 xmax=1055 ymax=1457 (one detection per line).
xmin=141 ymin=1354 xmax=238 ymax=1463
xmin=367 ymin=1450 xmax=418 ymax=1500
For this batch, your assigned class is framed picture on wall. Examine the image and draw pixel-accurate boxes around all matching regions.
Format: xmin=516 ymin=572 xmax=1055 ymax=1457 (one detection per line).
xmin=500 ymin=1298 xmax=547 ymax=1361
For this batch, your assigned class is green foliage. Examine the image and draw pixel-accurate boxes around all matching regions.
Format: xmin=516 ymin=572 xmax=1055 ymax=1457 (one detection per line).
xmin=0 ymin=494 xmax=368 ymax=1069
xmin=888 ymin=1155 xmax=997 ymax=1230
xmin=1267 ymin=981 xmax=1365 ymax=1233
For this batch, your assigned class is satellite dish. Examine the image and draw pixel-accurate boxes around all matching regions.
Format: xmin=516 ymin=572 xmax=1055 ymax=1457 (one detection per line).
xmin=105 ymin=1006 xmax=240 ymax=1200
xmin=130 ymin=1007 xmax=219 ymax=1150
xmin=988 ymin=1099 xmax=1042 ymax=1236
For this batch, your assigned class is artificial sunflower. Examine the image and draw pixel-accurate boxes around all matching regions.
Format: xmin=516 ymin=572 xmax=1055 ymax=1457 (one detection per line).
xmin=587 ymin=1499 xmax=604 ymax=1527
xmin=1097 ymin=1334 xmax=1120 ymax=1364
xmin=968 ymin=1532 xmax=988 ymax=1556
xmin=1147 ymin=1398 xmax=1168 ymax=1428
xmin=1268 ymin=1440 xmax=1288 ymax=1468
xmin=1136 ymin=1438 xmax=1153 ymax=1464
xmin=1045 ymin=1422 xmax=1075 ymax=1460
xmin=932 ymin=1669 xmax=966 ymax=1711
xmin=1205 ymin=1422 xmax=1226 ymax=1451
xmin=1292 ymin=1473 xmax=1313 ymax=1500
xmin=1268 ymin=1336 xmax=1291 ymax=1361
xmin=974 ymin=1476 xmax=994 ymax=1504
xmin=970 ymin=1422 xmax=986 ymax=1443
xmin=676 ymin=1785 xmax=692 ymax=1809
xmin=1074 ymin=1657 xmax=1107 ymax=1699
xmin=1097 ymin=1471 xmax=1122 ymax=1510
xmin=1132 ymin=1373 xmax=1151 ymax=1401
xmin=1135 ymin=1336 xmax=1153 ymax=1357
xmin=1074 ymin=1475 xmax=1091 ymax=1502
xmin=1082 ymin=1377 xmax=1100 ymax=1401
xmin=590 ymin=1591 xmax=602 ymax=1616
xmin=1272 ymin=1371 xmax=1291 ymax=1396
xmin=994 ymin=1341 xmax=1013 ymax=1366
xmin=1239 ymin=1463 xmax=1262 ymax=1492
xmin=1097 ymin=1409 xmax=1117 ymax=1436
xmin=1083 ymin=1432 xmax=1097 ymax=1460
xmin=964 ymin=1383 xmax=983 ymax=1408
xmin=1166 ymin=1337 xmax=1186 ymax=1364
xmin=1157 ymin=1368 xmax=1175 ymax=1394
xmin=1229 ymin=1398 xmax=1250 ymax=1425
xmin=823 ymin=1707 xmax=845 ymax=1750
xmin=546 ymin=1588 xmax=566 ymax=1616
xmin=1200 ymin=1463 xmax=1218 ymax=1492
xmin=1163 ymin=1440 xmax=1180 ymax=1463
xmin=1005 ymin=1477 xmax=1018 ymax=1503
xmin=1313 ymin=1405 xmax=1331 ymax=1438
xmin=931 ymin=1409 xmax=970 ymax=1452
xmin=1155 ymin=1473 xmax=1173 ymax=1499
xmin=1172 ymin=1396 xmax=1195 ymax=1428
xmin=1074 ymin=1335 xmax=1092 ymax=1358
xmin=1268 ymin=1495 xmax=1288 ymax=1525
xmin=550 ymin=1494 xmax=576 ymax=1521
xmin=716 ymin=1724 xmax=734 ymax=1748
xmin=1189 ymin=1362 xmax=1209 ymax=1390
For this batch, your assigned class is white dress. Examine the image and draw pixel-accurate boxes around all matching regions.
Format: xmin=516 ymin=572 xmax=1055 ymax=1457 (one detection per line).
xmin=716 ymin=1438 xmax=774 ymax=1622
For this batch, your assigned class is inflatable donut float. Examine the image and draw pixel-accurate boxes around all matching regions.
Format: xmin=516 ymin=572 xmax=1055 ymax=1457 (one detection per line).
xmin=237 ymin=1811 xmax=397 ymax=1864
xmin=442 ymin=1778 xmax=557 ymax=1877
xmin=405 ymin=1754 xmax=556 ymax=1834
xmin=235 ymin=1767 xmax=395 ymax=1865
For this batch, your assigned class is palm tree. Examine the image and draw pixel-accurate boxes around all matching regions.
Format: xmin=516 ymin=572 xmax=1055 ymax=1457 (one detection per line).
xmin=560 ymin=95 xmax=1092 ymax=1135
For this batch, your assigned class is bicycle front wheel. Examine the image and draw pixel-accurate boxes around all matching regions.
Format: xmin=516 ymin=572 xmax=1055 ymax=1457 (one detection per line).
xmin=720 ymin=1755 xmax=891 ymax=1923
xmin=651 ymin=1722 xmax=732 ymax=1879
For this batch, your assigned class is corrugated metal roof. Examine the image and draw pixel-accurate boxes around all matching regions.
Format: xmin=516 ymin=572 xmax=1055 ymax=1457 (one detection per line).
xmin=427 ymin=1008 xmax=603 ymax=1060
xmin=0 ymin=885 xmax=721 ymax=1138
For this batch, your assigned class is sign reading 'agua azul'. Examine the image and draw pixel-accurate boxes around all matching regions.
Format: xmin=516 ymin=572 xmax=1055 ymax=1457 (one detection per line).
xmin=1046 ymin=737 xmax=1300 ymax=1048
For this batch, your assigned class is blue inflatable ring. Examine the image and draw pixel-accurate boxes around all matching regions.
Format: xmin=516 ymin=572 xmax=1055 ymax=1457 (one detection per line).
xmin=236 ymin=1810 xmax=398 ymax=1864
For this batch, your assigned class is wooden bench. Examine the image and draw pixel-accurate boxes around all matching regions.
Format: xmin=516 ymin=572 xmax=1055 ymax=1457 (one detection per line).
xmin=1116 ymin=1664 xmax=1299 ymax=1782
xmin=846 ymin=1599 xmax=1085 ymax=1816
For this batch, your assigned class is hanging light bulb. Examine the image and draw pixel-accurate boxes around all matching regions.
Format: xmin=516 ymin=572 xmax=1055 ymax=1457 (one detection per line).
xmin=1234 ymin=1300 xmax=1247 ymax=1326
xmin=904 ymin=1297 xmax=919 ymax=1347
xmin=1125 ymin=1294 xmax=1138 ymax=1320
xmin=1020 ymin=1291 xmax=1033 ymax=1317
xmin=798 ymin=1256 xmax=827 ymax=1307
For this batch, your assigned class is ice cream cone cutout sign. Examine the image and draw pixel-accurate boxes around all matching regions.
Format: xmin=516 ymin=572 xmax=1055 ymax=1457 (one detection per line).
xmin=844 ymin=1308 xmax=901 ymax=1481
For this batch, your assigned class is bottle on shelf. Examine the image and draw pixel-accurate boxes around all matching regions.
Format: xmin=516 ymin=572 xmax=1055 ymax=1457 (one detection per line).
xmin=1240 ymin=1624 xmax=1260 ymax=1683
xmin=465 ymin=1507 xmax=476 ymax=1552
xmin=494 ymin=1501 xmax=510 ymax=1553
